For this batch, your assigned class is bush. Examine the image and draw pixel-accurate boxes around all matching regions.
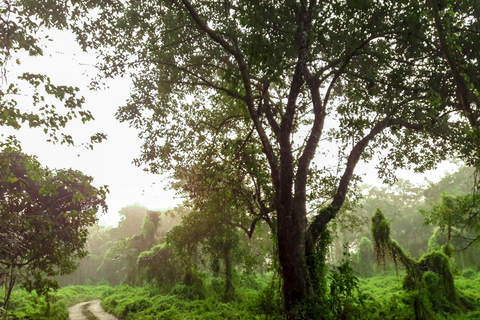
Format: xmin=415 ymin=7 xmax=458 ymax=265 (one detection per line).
xmin=240 ymin=274 xmax=263 ymax=290
xmin=3 ymin=289 xmax=69 ymax=320
xmin=461 ymin=268 xmax=476 ymax=279
xmin=209 ymin=277 xmax=225 ymax=296
xmin=170 ymin=283 xmax=206 ymax=300
xmin=121 ymin=298 xmax=152 ymax=317
xmin=256 ymin=276 xmax=284 ymax=317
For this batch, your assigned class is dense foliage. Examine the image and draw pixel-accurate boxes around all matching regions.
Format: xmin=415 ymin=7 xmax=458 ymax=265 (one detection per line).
xmin=2 ymin=167 xmax=467 ymax=320
xmin=0 ymin=148 xmax=106 ymax=313
xmin=68 ymin=1 xmax=480 ymax=316
xmin=2 ymin=0 xmax=480 ymax=319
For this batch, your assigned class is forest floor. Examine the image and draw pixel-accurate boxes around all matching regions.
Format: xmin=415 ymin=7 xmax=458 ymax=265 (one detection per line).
xmin=68 ymin=299 xmax=118 ymax=320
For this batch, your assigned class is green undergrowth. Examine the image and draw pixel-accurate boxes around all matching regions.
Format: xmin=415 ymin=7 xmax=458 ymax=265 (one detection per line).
xmin=3 ymin=274 xmax=280 ymax=320
xmin=53 ymin=284 xmax=112 ymax=306
xmin=1 ymin=289 xmax=69 ymax=320
xmin=3 ymin=285 xmax=111 ymax=319
xmin=4 ymin=272 xmax=480 ymax=319
xmin=99 ymin=275 xmax=282 ymax=320
xmin=357 ymin=271 xmax=480 ymax=320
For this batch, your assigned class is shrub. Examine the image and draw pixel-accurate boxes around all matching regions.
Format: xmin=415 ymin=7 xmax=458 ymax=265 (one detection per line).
xmin=209 ymin=277 xmax=225 ymax=296
xmin=121 ymin=298 xmax=152 ymax=317
xmin=256 ymin=276 xmax=284 ymax=318
xmin=240 ymin=274 xmax=263 ymax=290
xmin=461 ymin=268 xmax=476 ymax=279
xmin=171 ymin=283 xmax=206 ymax=300
xmin=354 ymin=237 xmax=375 ymax=277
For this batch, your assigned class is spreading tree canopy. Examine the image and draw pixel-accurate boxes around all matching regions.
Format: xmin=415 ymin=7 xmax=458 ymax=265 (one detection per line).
xmin=0 ymin=149 xmax=107 ymax=311
xmin=74 ymin=0 xmax=480 ymax=317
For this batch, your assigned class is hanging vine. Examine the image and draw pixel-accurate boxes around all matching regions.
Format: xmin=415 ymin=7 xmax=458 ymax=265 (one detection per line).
xmin=371 ymin=208 xmax=460 ymax=318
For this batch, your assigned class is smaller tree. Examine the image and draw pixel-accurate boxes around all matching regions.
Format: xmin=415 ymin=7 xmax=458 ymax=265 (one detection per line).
xmin=0 ymin=149 xmax=107 ymax=312
xmin=56 ymin=225 xmax=113 ymax=286
xmin=355 ymin=179 xmax=432 ymax=259
xmin=137 ymin=244 xmax=181 ymax=290
xmin=167 ymin=207 xmax=249 ymax=302
xmin=141 ymin=210 xmax=160 ymax=249
xmin=422 ymin=192 xmax=480 ymax=249
xmin=352 ymin=237 xmax=374 ymax=277
xmin=423 ymin=191 xmax=480 ymax=270
xmin=101 ymin=210 xmax=162 ymax=285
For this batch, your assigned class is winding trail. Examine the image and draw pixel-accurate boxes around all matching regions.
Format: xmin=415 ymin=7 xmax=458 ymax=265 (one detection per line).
xmin=68 ymin=299 xmax=118 ymax=320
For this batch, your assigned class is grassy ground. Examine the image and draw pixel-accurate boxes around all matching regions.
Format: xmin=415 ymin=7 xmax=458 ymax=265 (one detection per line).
xmin=3 ymin=271 xmax=480 ymax=319
xmin=357 ymin=271 xmax=480 ymax=320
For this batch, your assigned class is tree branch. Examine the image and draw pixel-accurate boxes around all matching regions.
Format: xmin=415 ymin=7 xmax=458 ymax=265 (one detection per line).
xmin=308 ymin=120 xmax=389 ymax=240
xmin=180 ymin=0 xmax=280 ymax=190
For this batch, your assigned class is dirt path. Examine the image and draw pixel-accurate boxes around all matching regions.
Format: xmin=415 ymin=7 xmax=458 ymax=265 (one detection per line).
xmin=68 ymin=299 xmax=118 ymax=320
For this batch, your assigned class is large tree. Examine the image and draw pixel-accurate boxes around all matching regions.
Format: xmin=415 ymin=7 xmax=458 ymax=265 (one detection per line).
xmin=0 ymin=148 xmax=106 ymax=312
xmin=78 ymin=0 xmax=479 ymax=317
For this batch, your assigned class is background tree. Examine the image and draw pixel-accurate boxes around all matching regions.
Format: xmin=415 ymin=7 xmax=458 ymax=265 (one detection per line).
xmin=0 ymin=148 xmax=107 ymax=312
xmin=423 ymin=192 xmax=480 ymax=267
xmin=77 ymin=1 xmax=480 ymax=316
xmin=423 ymin=167 xmax=477 ymax=201
xmin=55 ymin=225 xmax=113 ymax=286
xmin=137 ymin=243 xmax=181 ymax=291
xmin=109 ymin=204 xmax=148 ymax=241
xmin=352 ymin=180 xmax=432 ymax=259
xmin=100 ymin=237 xmax=137 ymax=285
xmin=422 ymin=166 xmax=480 ymax=268
xmin=167 ymin=208 xmax=240 ymax=301
xmin=100 ymin=210 xmax=161 ymax=285
xmin=352 ymin=237 xmax=374 ymax=277
xmin=60 ymin=205 xmax=185 ymax=286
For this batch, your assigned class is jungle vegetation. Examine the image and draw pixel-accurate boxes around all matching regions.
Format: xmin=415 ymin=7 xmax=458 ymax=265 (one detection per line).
xmin=1 ymin=0 xmax=480 ymax=319
xmin=3 ymin=165 xmax=480 ymax=319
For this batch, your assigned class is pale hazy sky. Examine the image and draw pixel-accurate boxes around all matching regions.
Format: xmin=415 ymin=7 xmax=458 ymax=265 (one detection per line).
xmin=4 ymin=30 xmax=458 ymax=227
xmin=5 ymin=30 xmax=183 ymax=226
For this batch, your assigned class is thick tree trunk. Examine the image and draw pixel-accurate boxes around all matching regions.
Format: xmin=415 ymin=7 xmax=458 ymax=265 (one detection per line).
xmin=276 ymin=196 xmax=308 ymax=318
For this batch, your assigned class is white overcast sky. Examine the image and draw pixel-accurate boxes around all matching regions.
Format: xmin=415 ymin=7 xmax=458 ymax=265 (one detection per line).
xmin=4 ymin=30 xmax=183 ymax=226
xmin=3 ymin=30 xmax=459 ymax=226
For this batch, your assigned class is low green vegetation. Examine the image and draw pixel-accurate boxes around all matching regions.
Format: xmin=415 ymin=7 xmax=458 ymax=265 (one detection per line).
xmin=2 ymin=289 xmax=69 ymax=320
xmin=4 ymin=271 xmax=480 ymax=320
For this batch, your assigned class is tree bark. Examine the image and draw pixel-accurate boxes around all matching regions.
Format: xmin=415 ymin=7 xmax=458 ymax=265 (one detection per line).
xmin=277 ymin=200 xmax=308 ymax=317
xmin=223 ymin=245 xmax=235 ymax=302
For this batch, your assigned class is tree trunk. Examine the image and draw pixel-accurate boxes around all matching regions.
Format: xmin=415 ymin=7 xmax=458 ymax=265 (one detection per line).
xmin=2 ymin=268 xmax=16 ymax=317
xmin=212 ymin=256 xmax=220 ymax=278
xmin=184 ymin=267 xmax=193 ymax=286
xmin=223 ymin=246 xmax=235 ymax=302
xmin=277 ymin=198 xmax=308 ymax=318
